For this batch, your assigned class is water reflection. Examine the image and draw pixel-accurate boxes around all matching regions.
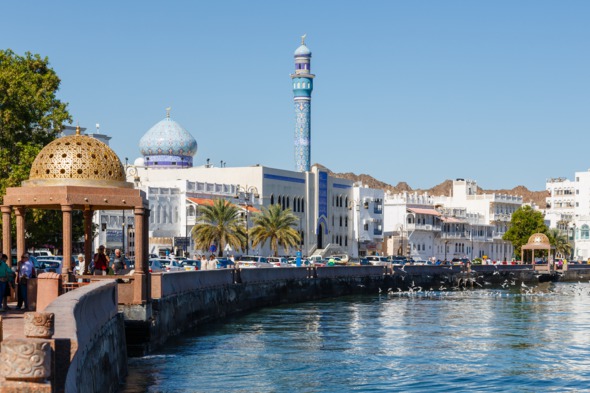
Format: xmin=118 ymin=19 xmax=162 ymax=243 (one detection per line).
xmin=124 ymin=286 xmax=590 ymax=392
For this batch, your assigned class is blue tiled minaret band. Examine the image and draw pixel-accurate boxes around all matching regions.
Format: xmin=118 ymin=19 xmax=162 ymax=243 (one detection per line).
xmin=291 ymin=36 xmax=315 ymax=172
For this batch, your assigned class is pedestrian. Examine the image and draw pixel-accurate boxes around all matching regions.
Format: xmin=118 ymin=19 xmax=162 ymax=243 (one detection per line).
xmin=77 ymin=253 xmax=86 ymax=275
xmin=0 ymin=254 xmax=12 ymax=312
xmin=208 ymin=254 xmax=218 ymax=270
xmin=16 ymin=253 xmax=35 ymax=310
xmin=111 ymin=248 xmax=126 ymax=275
xmin=93 ymin=245 xmax=109 ymax=275
xmin=200 ymin=255 xmax=208 ymax=270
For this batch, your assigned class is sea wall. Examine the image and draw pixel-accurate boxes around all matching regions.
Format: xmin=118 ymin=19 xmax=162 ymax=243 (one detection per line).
xmin=45 ymin=280 xmax=127 ymax=393
xmin=123 ymin=264 xmax=590 ymax=357
xmin=126 ymin=266 xmax=387 ymax=356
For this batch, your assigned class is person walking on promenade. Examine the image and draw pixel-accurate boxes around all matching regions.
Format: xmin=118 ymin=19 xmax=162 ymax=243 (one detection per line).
xmin=111 ymin=249 xmax=126 ymax=275
xmin=93 ymin=245 xmax=109 ymax=275
xmin=0 ymin=254 xmax=12 ymax=312
xmin=77 ymin=253 xmax=86 ymax=275
xmin=16 ymin=253 xmax=35 ymax=310
xmin=200 ymin=255 xmax=208 ymax=270
xmin=208 ymin=254 xmax=218 ymax=270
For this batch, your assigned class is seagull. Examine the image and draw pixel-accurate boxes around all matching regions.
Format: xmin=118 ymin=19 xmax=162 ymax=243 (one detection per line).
xmin=493 ymin=270 xmax=500 ymax=275
xmin=358 ymin=284 xmax=365 ymax=288
xmin=378 ymin=287 xmax=382 ymax=293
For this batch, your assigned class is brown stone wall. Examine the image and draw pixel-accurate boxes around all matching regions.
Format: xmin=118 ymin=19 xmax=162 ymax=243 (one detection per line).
xmin=44 ymin=280 xmax=126 ymax=393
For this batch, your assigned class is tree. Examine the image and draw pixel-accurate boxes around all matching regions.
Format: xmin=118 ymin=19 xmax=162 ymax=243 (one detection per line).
xmin=249 ymin=205 xmax=301 ymax=257
xmin=191 ymin=199 xmax=246 ymax=257
xmin=547 ymin=228 xmax=572 ymax=259
xmin=0 ymin=49 xmax=73 ymax=250
xmin=503 ymin=205 xmax=548 ymax=257
xmin=0 ymin=49 xmax=71 ymax=201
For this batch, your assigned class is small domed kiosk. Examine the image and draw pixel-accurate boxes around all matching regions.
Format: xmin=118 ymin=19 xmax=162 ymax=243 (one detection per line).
xmin=1 ymin=126 xmax=150 ymax=303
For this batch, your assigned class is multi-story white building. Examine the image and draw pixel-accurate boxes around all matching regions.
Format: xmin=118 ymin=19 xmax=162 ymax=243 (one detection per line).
xmin=383 ymin=179 xmax=521 ymax=262
xmin=545 ymin=177 xmax=575 ymax=231
xmin=545 ymin=170 xmax=590 ymax=261
xmin=351 ymin=185 xmax=384 ymax=257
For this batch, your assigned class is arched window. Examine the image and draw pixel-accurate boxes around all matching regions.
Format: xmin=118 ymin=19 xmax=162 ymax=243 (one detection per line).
xmin=270 ymin=194 xmax=274 ymax=205
xmin=278 ymin=195 xmax=282 ymax=206
xmin=301 ymin=199 xmax=304 ymax=213
xmin=345 ymin=197 xmax=348 ymax=208
xmin=287 ymin=197 xmax=290 ymax=209
xmin=582 ymin=225 xmax=590 ymax=239
xmin=156 ymin=205 xmax=162 ymax=224
xmin=339 ymin=216 xmax=343 ymax=227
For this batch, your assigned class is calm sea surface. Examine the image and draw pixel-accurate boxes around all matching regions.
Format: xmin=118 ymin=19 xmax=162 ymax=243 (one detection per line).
xmin=123 ymin=282 xmax=590 ymax=392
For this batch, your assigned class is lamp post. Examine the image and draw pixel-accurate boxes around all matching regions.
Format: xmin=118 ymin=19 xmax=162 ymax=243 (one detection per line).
xmin=121 ymin=209 xmax=125 ymax=254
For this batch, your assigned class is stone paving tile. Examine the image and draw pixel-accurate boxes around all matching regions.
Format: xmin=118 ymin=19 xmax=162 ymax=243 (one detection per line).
xmin=1 ymin=302 xmax=27 ymax=340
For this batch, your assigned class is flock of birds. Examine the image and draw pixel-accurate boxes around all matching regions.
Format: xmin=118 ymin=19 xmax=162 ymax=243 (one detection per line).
xmin=356 ymin=266 xmax=590 ymax=299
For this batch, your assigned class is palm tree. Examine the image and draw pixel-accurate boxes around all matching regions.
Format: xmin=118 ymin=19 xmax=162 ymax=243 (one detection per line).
xmin=191 ymin=199 xmax=246 ymax=257
xmin=249 ymin=204 xmax=301 ymax=257
xmin=547 ymin=228 xmax=572 ymax=259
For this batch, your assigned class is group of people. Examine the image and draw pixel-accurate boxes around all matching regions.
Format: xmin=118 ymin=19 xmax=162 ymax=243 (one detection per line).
xmin=75 ymin=246 xmax=128 ymax=276
xmin=0 ymin=253 xmax=36 ymax=312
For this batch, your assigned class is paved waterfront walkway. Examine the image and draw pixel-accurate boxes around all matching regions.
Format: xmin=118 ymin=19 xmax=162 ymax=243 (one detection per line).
xmin=1 ymin=301 xmax=27 ymax=340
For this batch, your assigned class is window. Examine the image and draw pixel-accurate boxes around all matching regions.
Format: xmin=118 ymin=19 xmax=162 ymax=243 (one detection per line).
xmin=270 ymin=194 xmax=274 ymax=205
xmin=582 ymin=225 xmax=589 ymax=240
xmin=364 ymin=223 xmax=369 ymax=230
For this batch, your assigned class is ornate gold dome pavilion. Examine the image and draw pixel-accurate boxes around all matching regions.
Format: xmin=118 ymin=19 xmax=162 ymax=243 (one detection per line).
xmin=1 ymin=126 xmax=150 ymax=303
xmin=26 ymin=126 xmax=130 ymax=188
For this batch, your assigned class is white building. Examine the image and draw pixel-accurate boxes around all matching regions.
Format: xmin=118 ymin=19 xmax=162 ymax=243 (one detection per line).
xmin=383 ymin=179 xmax=521 ymax=262
xmin=351 ymin=185 xmax=384 ymax=257
xmin=545 ymin=170 xmax=590 ymax=261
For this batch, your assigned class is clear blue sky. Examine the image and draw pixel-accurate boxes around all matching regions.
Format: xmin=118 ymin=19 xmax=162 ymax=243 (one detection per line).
xmin=3 ymin=1 xmax=589 ymax=190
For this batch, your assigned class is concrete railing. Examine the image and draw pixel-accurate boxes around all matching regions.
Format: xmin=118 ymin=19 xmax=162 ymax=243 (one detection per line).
xmin=45 ymin=279 xmax=127 ymax=393
xmin=316 ymin=265 xmax=385 ymax=278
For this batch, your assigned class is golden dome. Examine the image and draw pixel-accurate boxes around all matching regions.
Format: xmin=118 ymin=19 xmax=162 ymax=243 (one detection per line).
xmin=527 ymin=233 xmax=550 ymax=245
xmin=24 ymin=130 xmax=131 ymax=188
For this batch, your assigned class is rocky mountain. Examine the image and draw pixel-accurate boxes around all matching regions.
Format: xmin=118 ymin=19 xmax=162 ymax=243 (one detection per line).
xmin=316 ymin=165 xmax=547 ymax=207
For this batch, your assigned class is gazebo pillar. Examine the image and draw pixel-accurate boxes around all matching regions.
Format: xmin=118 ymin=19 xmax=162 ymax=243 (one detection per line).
xmin=133 ymin=207 xmax=149 ymax=303
xmin=15 ymin=207 xmax=26 ymax=261
xmin=61 ymin=205 xmax=73 ymax=280
xmin=83 ymin=208 xmax=93 ymax=274
xmin=1 ymin=206 xmax=12 ymax=266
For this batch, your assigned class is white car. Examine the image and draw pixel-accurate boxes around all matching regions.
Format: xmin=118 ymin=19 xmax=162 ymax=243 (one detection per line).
xmin=237 ymin=256 xmax=272 ymax=268
xmin=267 ymin=257 xmax=289 ymax=267
xmin=364 ymin=256 xmax=390 ymax=267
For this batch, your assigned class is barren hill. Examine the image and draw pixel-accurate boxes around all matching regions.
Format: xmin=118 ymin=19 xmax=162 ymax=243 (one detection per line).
xmin=316 ymin=164 xmax=547 ymax=207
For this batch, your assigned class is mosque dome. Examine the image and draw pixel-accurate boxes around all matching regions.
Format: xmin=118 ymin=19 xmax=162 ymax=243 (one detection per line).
xmin=138 ymin=110 xmax=197 ymax=168
xmin=294 ymin=44 xmax=311 ymax=57
xmin=25 ymin=126 xmax=130 ymax=188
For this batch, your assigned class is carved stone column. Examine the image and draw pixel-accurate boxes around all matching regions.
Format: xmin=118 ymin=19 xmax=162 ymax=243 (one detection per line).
xmin=61 ymin=205 xmax=73 ymax=280
xmin=83 ymin=208 xmax=93 ymax=275
xmin=14 ymin=207 xmax=26 ymax=262
xmin=1 ymin=206 xmax=11 ymax=266
xmin=0 ymin=339 xmax=52 ymax=382
xmin=24 ymin=312 xmax=54 ymax=339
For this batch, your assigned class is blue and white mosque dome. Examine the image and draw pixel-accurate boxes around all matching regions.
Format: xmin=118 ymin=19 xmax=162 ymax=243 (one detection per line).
xmin=294 ymin=44 xmax=311 ymax=57
xmin=138 ymin=110 xmax=197 ymax=168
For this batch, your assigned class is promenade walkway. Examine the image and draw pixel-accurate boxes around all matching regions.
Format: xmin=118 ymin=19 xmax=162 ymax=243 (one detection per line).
xmin=1 ymin=301 xmax=27 ymax=340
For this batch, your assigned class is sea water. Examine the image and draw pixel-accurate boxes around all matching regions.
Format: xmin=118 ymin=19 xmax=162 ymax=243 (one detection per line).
xmin=123 ymin=282 xmax=590 ymax=392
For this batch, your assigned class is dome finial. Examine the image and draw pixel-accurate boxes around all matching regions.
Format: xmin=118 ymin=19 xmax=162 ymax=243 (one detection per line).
xmin=76 ymin=122 xmax=81 ymax=135
xmin=301 ymin=34 xmax=307 ymax=45
xmin=166 ymin=107 xmax=171 ymax=118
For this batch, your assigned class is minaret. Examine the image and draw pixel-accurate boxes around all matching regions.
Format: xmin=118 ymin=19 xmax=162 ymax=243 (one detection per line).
xmin=291 ymin=34 xmax=315 ymax=172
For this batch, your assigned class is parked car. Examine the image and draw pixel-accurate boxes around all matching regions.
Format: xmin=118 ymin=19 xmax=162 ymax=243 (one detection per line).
xmin=267 ymin=257 xmax=289 ymax=267
xmin=330 ymin=254 xmax=350 ymax=263
xmin=148 ymin=259 xmax=164 ymax=273
xmin=182 ymin=259 xmax=201 ymax=271
xmin=365 ymin=256 xmax=390 ymax=267
xmin=159 ymin=259 xmax=183 ymax=272
xmin=217 ymin=258 xmax=236 ymax=269
xmin=36 ymin=258 xmax=62 ymax=274
xmin=413 ymin=259 xmax=428 ymax=265
xmin=236 ymin=255 xmax=272 ymax=268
